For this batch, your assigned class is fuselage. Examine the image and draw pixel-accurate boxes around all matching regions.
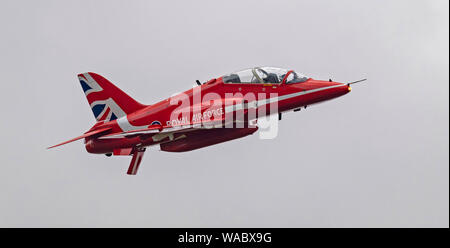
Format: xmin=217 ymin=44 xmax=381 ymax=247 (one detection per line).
xmin=84 ymin=75 xmax=350 ymax=154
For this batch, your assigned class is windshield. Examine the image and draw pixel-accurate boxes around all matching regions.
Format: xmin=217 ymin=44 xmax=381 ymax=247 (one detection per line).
xmin=223 ymin=67 xmax=290 ymax=84
xmin=285 ymin=71 xmax=309 ymax=84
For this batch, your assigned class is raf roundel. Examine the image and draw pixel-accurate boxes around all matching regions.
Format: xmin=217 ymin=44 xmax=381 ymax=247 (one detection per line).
xmin=151 ymin=121 xmax=162 ymax=126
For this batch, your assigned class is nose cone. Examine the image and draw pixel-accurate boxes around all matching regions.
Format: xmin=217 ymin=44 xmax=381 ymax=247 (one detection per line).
xmin=329 ymin=81 xmax=351 ymax=98
xmin=312 ymin=80 xmax=350 ymax=92
xmin=327 ymin=81 xmax=351 ymax=95
xmin=305 ymin=80 xmax=351 ymax=102
xmin=330 ymin=81 xmax=352 ymax=93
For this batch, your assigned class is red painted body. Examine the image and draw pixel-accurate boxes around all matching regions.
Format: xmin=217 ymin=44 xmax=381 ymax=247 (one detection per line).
xmin=84 ymin=78 xmax=349 ymax=154
xmin=49 ymin=67 xmax=355 ymax=174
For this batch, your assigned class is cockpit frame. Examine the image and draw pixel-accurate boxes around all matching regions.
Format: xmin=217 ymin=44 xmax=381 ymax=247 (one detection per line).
xmin=222 ymin=67 xmax=308 ymax=85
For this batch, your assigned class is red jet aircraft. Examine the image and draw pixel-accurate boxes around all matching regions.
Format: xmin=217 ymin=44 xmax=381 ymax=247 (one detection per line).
xmin=48 ymin=67 xmax=365 ymax=175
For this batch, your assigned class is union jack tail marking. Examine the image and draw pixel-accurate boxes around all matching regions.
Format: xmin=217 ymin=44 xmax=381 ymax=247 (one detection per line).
xmin=78 ymin=72 xmax=146 ymax=122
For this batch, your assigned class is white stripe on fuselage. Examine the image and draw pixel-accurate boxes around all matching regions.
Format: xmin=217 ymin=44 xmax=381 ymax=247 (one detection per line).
xmin=116 ymin=84 xmax=345 ymax=132
xmin=224 ymin=84 xmax=345 ymax=113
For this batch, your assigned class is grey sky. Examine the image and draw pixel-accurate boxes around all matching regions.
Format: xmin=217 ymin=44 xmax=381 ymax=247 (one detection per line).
xmin=0 ymin=0 xmax=448 ymax=227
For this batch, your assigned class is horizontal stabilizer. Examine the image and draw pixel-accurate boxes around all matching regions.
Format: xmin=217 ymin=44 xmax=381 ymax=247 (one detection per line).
xmin=47 ymin=127 xmax=111 ymax=149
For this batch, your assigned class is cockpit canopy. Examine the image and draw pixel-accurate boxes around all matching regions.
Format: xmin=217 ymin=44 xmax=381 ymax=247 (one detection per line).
xmin=222 ymin=67 xmax=308 ymax=84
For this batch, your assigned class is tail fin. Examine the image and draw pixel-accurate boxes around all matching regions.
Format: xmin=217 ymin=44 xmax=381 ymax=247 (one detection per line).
xmin=78 ymin=72 xmax=146 ymax=122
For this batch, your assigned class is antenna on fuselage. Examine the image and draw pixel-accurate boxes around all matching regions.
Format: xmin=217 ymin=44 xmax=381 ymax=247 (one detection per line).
xmin=196 ymin=80 xmax=202 ymax=86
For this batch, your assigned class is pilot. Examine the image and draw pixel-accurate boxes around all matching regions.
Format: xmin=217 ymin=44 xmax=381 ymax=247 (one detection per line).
xmin=263 ymin=73 xmax=279 ymax=84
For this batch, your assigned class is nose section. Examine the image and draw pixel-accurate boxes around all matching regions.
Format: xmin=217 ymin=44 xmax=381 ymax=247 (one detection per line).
xmin=308 ymin=80 xmax=351 ymax=102
xmin=331 ymin=82 xmax=352 ymax=99
xmin=335 ymin=82 xmax=352 ymax=94
xmin=335 ymin=82 xmax=352 ymax=93
xmin=317 ymin=80 xmax=351 ymax=93
xmin=333 ymin=81 xmax=351 ymax=92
